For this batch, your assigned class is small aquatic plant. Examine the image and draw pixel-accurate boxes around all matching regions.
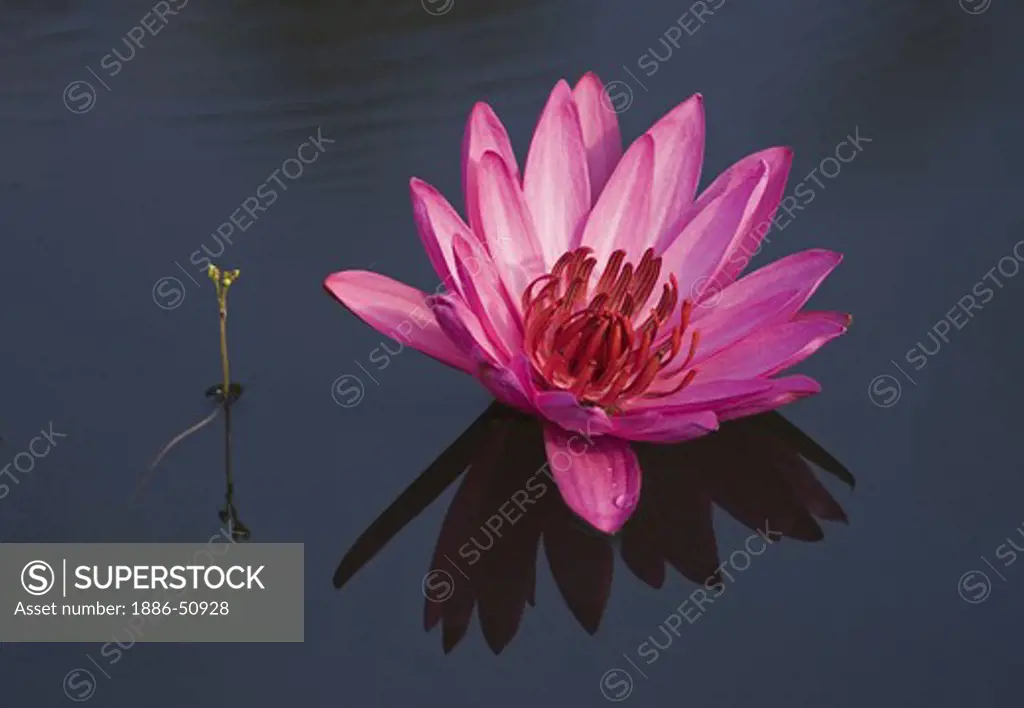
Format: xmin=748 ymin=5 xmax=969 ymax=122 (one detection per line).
xmin=141 ymin=264 xmax=249 ymax=540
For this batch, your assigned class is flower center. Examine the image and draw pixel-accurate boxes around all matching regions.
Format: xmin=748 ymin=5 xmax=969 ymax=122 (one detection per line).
xmin=521 ymin=247 xmax=700 ymax=410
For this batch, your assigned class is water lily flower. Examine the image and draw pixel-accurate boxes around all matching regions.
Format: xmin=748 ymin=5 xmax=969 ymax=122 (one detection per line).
xmin=325 ymin=73 xmax=849 ymax=535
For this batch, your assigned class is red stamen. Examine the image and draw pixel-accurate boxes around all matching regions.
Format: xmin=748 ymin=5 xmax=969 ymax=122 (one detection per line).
xmin=595 ymin=250 xmax=625 ymax=294
xmin=644 ymin=369 xmax=699 ymax=399
xmin=521 ymin=247 xmax=701 ymax=409
xmin=661 ymin=330 xmax=701 ymax=378
xmin=607 ymin=264 xmax=634 ymax=311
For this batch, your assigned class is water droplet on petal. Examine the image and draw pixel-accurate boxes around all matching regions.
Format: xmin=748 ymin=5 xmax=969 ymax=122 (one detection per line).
xmin=612 ymin=493 xmax=637 ymax=510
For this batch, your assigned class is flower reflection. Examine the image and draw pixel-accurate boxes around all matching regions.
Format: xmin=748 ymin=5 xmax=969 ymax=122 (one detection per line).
xmin=334 ymin=403 xmax=851 ymax=654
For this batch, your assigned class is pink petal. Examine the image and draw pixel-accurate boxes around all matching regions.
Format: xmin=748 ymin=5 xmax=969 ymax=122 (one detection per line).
xmin=611 ymin=409 xmax=718 ymax=443
xmin=628 ymin=378 xmax=774 ymax=412
xmin=324 ymin=271 xmax=474 ymax=374
xmin=462 ymin=102 xmax=519 ymax=240
xmin=653 ymin=159 xmax=768 ymax=325
xmin=533 ymin=391 xmax=615 ymax=437
xmin=646 ymin=93 xmax=705 ymax=247
xmin=475 ymin=352 xmax=539 ymax=414
xmin=428 ymin=293 xmax=504 ymax=367
xmin=430 ymin=304 xmax=531 ymax=412
xmin=698 ymin=147 xmax=794 ymax=297
xmin=715 ymin=375 xmax=822 ymax=421
xmin=693 ymin=249 xmax=843 ymax=327
xmin=690 ymin=289 xmax=806 ymax=363
xmin=571 ymin=72 xmax=623 ymax=201
xmin=524 ymin=80 xmax=592 ymax=267
xmin=696 ymin=311 xmax=850 ymax=380
xmin=543 ymin=425 xmax=641 ymax=534
xmin=505 ymin=356 xmax=614 ymax=437
xmin=792 ymin=310 xmax=851 ymax=326
xmin=478 ymin=364 xmax=536 ymax=414
xmin=451 ymin=233 xmax=522 ymax=359
xmin=409 ymin=178 xmax=475 ymax=297
xmin=577 ymin=133 xmax=654 ymax=265
xmin=476 ymin=151 xmax=547 ymax=305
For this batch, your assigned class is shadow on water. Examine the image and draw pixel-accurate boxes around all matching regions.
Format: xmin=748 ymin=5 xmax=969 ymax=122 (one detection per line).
xmin=334 ymin=403 xmax=854 ymax=654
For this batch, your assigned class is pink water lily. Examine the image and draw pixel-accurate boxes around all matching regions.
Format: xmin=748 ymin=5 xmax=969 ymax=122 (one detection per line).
xmin=325 ymin=73 xmax=849 ymax=535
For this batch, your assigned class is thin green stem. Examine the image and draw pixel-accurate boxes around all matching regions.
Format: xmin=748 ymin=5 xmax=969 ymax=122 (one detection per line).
xmin=216 ymin=280 xmax=233 ymax=525
xmin=219 ymin=303 xmax=230 ymax=399
xmin=224 ymin=404 xmax=234 ymax=520
xmin=207 ymin=264 xmax=243 ymax=535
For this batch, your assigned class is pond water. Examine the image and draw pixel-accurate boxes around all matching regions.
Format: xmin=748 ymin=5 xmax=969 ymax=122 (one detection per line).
xmin=1 ymin=0 xmax=1023 ymax=705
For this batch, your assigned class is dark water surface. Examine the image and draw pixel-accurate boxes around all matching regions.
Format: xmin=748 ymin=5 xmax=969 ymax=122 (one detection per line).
xmin=2 ymin=0 xmax=1024 ymax=705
